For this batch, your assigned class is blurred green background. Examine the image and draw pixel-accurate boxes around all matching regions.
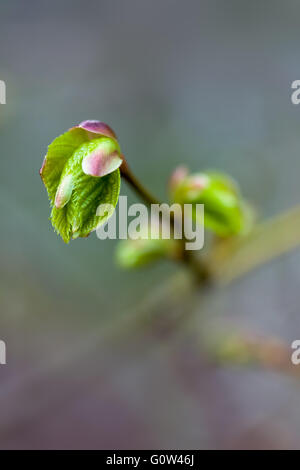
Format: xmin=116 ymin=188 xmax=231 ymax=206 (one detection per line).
xmin=1 ymin=0 xmax=300 ymax=449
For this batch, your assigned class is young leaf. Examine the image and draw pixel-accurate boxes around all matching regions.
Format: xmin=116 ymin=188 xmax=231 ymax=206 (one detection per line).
xmin=40 ymin=121 xmax=122 ymax=243
xmin=169 ymin=167 xmax=252 ymax=237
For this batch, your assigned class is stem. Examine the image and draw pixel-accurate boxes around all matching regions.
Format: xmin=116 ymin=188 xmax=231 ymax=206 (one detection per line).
xmin=209 ymin=331 xmax=299 ymax=379
xmin=121 ymin=156 xmax=300 ymax=286
xmin=181 ymin=249 xmax=211 ymax=284
xmin=120 ymin=158 xmax=186 ymax=241
xmin=113 ymin=159 xmax=300 ymax=381
xmin=120 ymin=157 xmax=160 ymax=206
xmin=120 ymin=156 xmax=211 ymax=281
xmin=208 ymin=204 xmax=300 ymax=284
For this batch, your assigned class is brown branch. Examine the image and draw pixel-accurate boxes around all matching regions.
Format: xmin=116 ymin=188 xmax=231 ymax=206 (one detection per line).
xmin=121 ymin=155 xmax=300 ymax=287
xmin=120 ymin=156 xmax=160 ymax=206
xmin=120 ymin=155 xmax=211 ymax=279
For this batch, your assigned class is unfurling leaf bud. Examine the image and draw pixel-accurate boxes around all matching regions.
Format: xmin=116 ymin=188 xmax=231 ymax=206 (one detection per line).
xmin=169 ymin=165 xmax=188 ymax=192
xmin=40 ymin=120 xmax=122 ymax=243
xmin=169 ymin=167 xmax=252 ymax=236
xmin=82 ymin=139 xmax=122 ymax=177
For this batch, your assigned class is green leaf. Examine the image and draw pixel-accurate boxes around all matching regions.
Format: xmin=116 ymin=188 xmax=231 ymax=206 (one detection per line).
xmin=40 ymin=121 xmax=122 ymax=243
xmin=41 ymin=128 xmax=88 ymax=205
xmin=51 ymin=169 xmax=120 ymax=243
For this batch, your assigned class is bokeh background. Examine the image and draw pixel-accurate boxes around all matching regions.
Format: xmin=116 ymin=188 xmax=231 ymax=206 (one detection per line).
xmin=1 ymin=0 xmax=300 ymax=449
